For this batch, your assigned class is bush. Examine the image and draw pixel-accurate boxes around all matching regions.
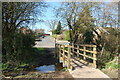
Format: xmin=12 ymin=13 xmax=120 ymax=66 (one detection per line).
xmin=97 ymin=51 xmax=111 ymax=69
xmin=52 ymin=34 xmax=57 ymax=38
xmin=52 ymin=30 xmax=57 ymax=34
xmin=65 ymin=30 xmax=70 ymax=41
xmin=105 ymin=57 xmax=120 ymax=69
xmin=2 ymin=30 xmax=36 ymax=65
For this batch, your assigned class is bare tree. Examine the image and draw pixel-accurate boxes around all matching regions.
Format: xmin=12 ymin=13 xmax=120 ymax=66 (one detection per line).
xmin=46 ymin=19 xmax=57 ymax=31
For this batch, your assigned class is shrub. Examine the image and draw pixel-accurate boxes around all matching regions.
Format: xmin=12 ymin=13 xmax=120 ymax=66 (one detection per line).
xmin=105 ymin=57 xmax=120 ymax=69
xmin=65 ymin=30 xmax=70 ymax=41
xmin=52 ymin=34 xmax=57 ymax=38
xmin=2 ymin=30 xmax=36 ymax=64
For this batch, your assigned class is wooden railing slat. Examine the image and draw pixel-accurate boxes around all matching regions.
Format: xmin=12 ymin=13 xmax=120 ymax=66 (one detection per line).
xmin=56 ymin=43 xmax=97 ymax=69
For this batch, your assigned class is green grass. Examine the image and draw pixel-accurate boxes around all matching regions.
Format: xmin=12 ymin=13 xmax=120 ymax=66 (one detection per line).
xmin=64 ymin=47 xmax=68 ymax=51
xmin=65 ymin=30 xmax=70 ymax=41
xmin=36 ymin=48 xmax=46 ymax=51
xmin=105 ymin=57 xmax=120 ymax=69
xmin=51 ymin=34 xmax=57 ymax=38
xmin=105 ymin=62 xmax=120 ymax=69
xmin=2 ymin=48 xmax=48 ymax=72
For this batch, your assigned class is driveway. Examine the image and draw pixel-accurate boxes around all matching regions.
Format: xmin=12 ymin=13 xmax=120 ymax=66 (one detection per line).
xmin=34 ymin=36 xmax=55 ymax=48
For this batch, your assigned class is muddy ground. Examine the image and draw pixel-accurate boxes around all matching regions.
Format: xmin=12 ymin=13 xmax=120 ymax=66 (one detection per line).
xmin=2 ymin=48 xmax=73 ymax=79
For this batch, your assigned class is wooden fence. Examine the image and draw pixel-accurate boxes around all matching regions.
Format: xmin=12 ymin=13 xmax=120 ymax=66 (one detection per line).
xmin=55 ymin=43 xmax=97 ymax=69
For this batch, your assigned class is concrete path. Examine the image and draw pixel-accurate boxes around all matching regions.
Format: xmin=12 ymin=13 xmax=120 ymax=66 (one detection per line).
xmin=34 ymin=36 xmax=69 ymax=48
xmin=34 ymin=36 xmax=55 ymax=48
xmin=69 ymin=57 xmax=111 ymax=79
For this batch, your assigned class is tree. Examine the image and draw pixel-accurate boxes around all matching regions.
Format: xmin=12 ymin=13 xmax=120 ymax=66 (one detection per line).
xmin=74 ymin=5 xmax=95 ymax=44
xmin=55 ymin=2 xmax=98 ymax=43
xmin=83 ymin=29 xmax=94 ymax=44
xmin=56 ymin=21 xmax=62 ymax=34
xmin=54 ymin=2 xmax=119 ymax=69
xmin=46 ymin=19 xmax=57 ymax=33
xmin=2 ymin=2 xmax=47 ymax=63
xmin=55 ymin=2 xmax=80 ymax=41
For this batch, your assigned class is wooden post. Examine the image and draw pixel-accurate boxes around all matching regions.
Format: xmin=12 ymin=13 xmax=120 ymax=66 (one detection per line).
xmin=55 ymin=44 xmax=58 ymax=59
xmin=59 ymin=44 xmax=61 ymax=62
xmin=63 ymin=45 xmax=65 ymax=66
xmin=57 ymin=44 xmax=60 ymax=62
xmin=93 ymin=46 xmax=97 ymax=68
xmin=72 ymin=43 xmax=74 ymax=53
xmin=83 ymin=46 xmax=86 ymax=60
xmin=67 ymin=45 xmax=71 ymax=69
xmin=77 ymin=45 xmax=79 ymax=59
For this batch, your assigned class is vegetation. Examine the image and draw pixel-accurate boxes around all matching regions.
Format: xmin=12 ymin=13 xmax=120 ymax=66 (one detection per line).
xmin=2 ymin=2 xmax=47 ymax=73
xmin=55 ymin=2 xmax=119 ymax=69
xmin=51 ymin=34 xmax=57 ymax=38
xmin=2 ymin=2 xmax=119 ymax=78
xmin=65 ymin=30 xmax=70 ymax=41
xmin=2 ymin=48 xmax=56 ymax=70
xmin=53 ymin=21 xmax=62 ymax=34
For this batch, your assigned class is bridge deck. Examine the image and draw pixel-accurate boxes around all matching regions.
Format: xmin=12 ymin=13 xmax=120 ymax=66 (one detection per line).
xmin=69 ymin=57 xmax=111 ymax=79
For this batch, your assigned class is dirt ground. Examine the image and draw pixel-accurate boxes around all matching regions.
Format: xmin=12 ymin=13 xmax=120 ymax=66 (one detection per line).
xmin=2 ymin=71 xmax=73 ymax=79
xmin=14 ymin=71 xmax=73 ymax=78
xmin=2 ymin=48 xmax=74 ymax=79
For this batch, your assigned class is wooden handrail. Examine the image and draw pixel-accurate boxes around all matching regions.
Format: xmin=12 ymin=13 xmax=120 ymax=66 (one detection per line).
xmin=56 ymin=43 xmax=97 ymax=69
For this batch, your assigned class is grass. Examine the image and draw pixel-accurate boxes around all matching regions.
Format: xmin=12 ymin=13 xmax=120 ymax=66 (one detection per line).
xmin=105 ymin=62 xmax=120 ymax=69
xmin=51 ymin=34 xmax=57 ymax=38
xmin=36 ymin=48 xmax=46 ymax=51
xmin=65 ymin=30 xmax=70 ymax=41
xmin=2 ymin=48 xmax=49 ymax=72
xmin=101 ymin=56 xmax=119 ymax=78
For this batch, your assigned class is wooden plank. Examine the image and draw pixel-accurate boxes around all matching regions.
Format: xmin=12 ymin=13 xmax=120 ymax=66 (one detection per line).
xmin=64 ymin=45 xmax=68 ymax=47
xmin=70 ymin=43 xmax=96 ymax=47
xmin=72 ymin=58 xmax=93 ymax=67
xmin=93 ymin=47 xmax=97 ymax=68
xmin=65 ymin=50 xmax=68 ymax=53
xmin=59 ymin=45 xmax=61 ymax=61
xmin=63 ymin=45 xmax=65 ymax=66
xmin=80 ymin=44 xmax=96 ymax=47
xmin=64 ymin=55 xmax=68 ymax=59
xmin=77 ymin=45 xmax=79 ymax=58
xmin=67 ymin=46 xmax=71 ymax=69
xmin=83 ymin=46 xmax=86 ymax=60
xmin=79 ymin=49 xmax=96 ymax=54
xmin=73 ymin=51 xmax=97 ymax=60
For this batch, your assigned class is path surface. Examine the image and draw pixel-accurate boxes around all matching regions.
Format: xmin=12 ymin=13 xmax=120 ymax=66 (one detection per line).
xmin=69 ymin=57 xmax=111 ymax=79
xmin=34 ymin=36 xmax=55 ymax=48
xmin=34 ymin=36 xmax=69 ymax=48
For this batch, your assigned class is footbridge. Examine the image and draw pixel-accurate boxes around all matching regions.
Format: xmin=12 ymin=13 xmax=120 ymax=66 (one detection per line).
xmin=55 ymin=43 xmax=111 ymax=78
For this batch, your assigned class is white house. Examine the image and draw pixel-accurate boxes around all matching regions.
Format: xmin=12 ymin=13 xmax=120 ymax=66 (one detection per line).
xmin=47 ymin=31 xmax=52 ymax=36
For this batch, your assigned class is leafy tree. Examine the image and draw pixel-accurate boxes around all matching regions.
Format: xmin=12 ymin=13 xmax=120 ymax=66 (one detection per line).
xmin=56 ymin=21 xmax=62 ymax=34
xmin=2 ymin=2 xmax=47 ymax=64
xmin=83 ymin=29 xmax=94 ymax=44
xmin=74 ymin=5 xmax=95 ymax=44
xmin=55 ymin=2 xmax=98 ymax=43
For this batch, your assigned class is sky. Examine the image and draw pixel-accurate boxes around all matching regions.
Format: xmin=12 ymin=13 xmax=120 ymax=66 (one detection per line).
xmin=33 ymin=2 xmax=61 ymax=33
xmin=31 ymin=1 xmax=118 ymax=33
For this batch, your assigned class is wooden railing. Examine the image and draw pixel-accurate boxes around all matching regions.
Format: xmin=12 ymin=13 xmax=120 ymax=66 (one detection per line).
xmin=55 ymin=43 xmax=97 ymax=69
